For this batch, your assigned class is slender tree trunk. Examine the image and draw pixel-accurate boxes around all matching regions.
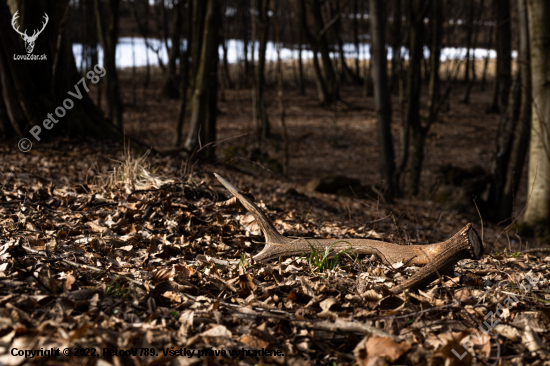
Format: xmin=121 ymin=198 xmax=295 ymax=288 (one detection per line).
xmin=390 ymin=0 xmax=402 ymax=93
xmin=241 ymin=0 xmax=250 ymax=87
xmin=297 ymin=0 xmax=338 ymax=106
xmin=401 ymin=0 xmax=427 ymax=195
xmin=174 ymin=0 xmax=192 ymax=146
xmin=184 ymin=0 xmax=220 ymax=158
xmin=158 ymin=0 xmax=170 ymax=60
xmin=463 ymin=0 xmax=475 ymax=85
xmin=255 ymin=0 xmax=270 ymax=150
xmin=131 ymin=0 xmax=151 ymax=87
xmin=480 ymin=23 xmax=493 ymax=91
xmin=273 ymin=4 xmax=289 ymax=176
xmin=499 ymin=0 xmax=531 ymax=220
xmin=353 ymin=0 xmax=361 ymax=79
xmin=160 ymin=0 xmax=184 ymax=99
xmin=427 ymin=0 xmax=442 ymax=123
xmin=298 ymin=28 xmax=306 ymax=95
xmin=313 ymin=0 xmax=338 ymax=105
xmin=94 ymin=0 xmax=123 ymax=128
xmin=221 ymin=40 xmax=233 ymax=89
xmin=488 ymin=0 xmax=511 ymax=114
xmin=488 ymin=68 xmax=522 ymax=218
xmin=369 ymin=0 xmax=397 ymax=194
xmin=463 ymin=0 xmax=483 ymax=103
xmin=462 ymin=0 xmax=483 ymax=104
xmin=523 ymin=0 xmax=550 ymax=229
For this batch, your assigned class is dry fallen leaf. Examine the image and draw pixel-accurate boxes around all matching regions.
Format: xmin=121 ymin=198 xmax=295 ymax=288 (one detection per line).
xmin=354 ymin=335 xmax=411 ymax=365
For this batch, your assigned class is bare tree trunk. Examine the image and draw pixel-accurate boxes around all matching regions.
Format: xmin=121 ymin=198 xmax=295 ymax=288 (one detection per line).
xmin=332 ymin=0 xmax=359 ymax=83
xmin=463 ymin=0 xmax=475 ymax=85
xmin=390 ymin=0 xmax=402 ymax=93
xmin=297 ymin=0 xmax=338 ymax=106
xmin=353 ymin=0 xmax=361 ymax=79
xmin=488 ymin=0 xmax=511 ymax=114
xmin=401 ymin=0 xmax=428 ymax=195
xmin=94 ymin=0 xmax=123 ymax=128
xmin=174 ymin=0 xmax=192 ymax=146
xmin=523 ymin=0 xmax=550 ymax=229
xmin=487 ymin=68 xmax=522 ymax=218
xmin=273 ymin=3 xmax=289 ymax=176
xmin=131 ymin=0 xmax=151 ymax=87
xmin=480 ymin=23 xmax=493 ymax=91
xmin=184 ymin=0 xmax=220 ymax=158
xmin=369 ymin=0 xmax=397 ymax=194
xmin=254 ymin=0 xmax=270 ymax=151
xmin=221 ymin=40 xmax=233 ymax=89
xmin=158 ymin=0 xmax=170 ymax=60
xmin=160 ymin=0 xmax=184 ymax=99
xmin=462 ymin=0 xmax=483 ymax=103
xmin=499 ymin=0 xmax=531 ymax=221
xmin=241 ymin=0 xmax=250 ymax=87
xmin=298 ymin=28 xmax=306 ymax=95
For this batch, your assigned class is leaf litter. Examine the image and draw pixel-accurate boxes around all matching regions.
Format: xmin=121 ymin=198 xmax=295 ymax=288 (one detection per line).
xmin=0 ymin=144 xmax=549 ymax=365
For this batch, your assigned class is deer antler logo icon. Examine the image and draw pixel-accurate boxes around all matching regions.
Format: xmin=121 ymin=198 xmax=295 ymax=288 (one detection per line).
xmin=11 ymin=11 xmax=49 ymax=54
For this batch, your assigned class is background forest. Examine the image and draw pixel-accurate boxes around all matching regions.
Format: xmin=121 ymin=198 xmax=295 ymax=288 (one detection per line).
xmin=1 ymin=0 xmax=550 ymax=365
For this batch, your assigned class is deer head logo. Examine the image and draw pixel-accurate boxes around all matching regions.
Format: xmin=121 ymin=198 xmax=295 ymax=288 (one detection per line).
xmin=11 ymin=11 xmax=49 ymax=54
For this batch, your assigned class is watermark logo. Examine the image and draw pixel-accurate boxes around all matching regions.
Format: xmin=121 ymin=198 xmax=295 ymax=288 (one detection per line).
xmin=451 ymin=275 xmax=539 ymax=360
xmin=11 ymin=10 xmax=48 ymax=60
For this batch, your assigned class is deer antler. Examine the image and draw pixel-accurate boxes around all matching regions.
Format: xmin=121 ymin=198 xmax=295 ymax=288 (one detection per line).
xmin=35 ymin=13 xmax=49 ymax=38
xmin=11 ymin=11 xmax=26 ymax=38
xmin=214 ymin=173 xmax=483 ymax=293
xmin=11 ymin=11 xmax=48 ymax=40
xmin=28 ymin=13 xmax=48 ymax=40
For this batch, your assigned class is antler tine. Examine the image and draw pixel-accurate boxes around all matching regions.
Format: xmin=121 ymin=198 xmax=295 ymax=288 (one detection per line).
xmin=32 ymin=12 xmax=49 ymax=38
xmin=41 ymin=13 xmax=49 ymax=29
xmin=11 ymin=10 xmax=26 ymax=37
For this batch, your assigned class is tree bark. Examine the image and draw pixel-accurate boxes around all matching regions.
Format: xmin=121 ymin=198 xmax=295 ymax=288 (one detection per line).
xmin=184 ymin=0 xmax=219 ymax=158
xmin=273 ymin=3 xmax=289 ymax=176
xmin=402 ymin=0 xmax=427 ymax=195
xmin=240 ymin=0 xmax=250 ymax=87
xmin=390 ymin=0 xmax=402 ymax=93
xmin=174 ymin=0 xmax=193 ymax=146
xmin=488 ymin=68 xmax=522 ymax=219
xmin=297 ymin=27 xmax=306 ymax=95
xmin=353 ymin=0 xmax=362 ymax=80
xmin=463 ymin=0 xmax=475 ymax=85
xmin=254 ymin=0 xmax=270 ymax=151
xmin=523 ymin=0 xmax=550 ymax=228
xmin=94 ymin=0 xmax=123 ymax=128
xmin=480 ymin=22 xmax=493 ymax=91
xmin=160 ymin=0 xmax=184 ymax=99
xmin=488 ymin=0 xmax=511 ymax=114
xmin=462 ymin=0 xmax=483 ymax=104
xmin=369 ymin=0 xmax=397 ymax=194
xmin=297 ymin=0 xmax=338 ymax=106
xmin=499 ymin=0 xmax=531 ymax=221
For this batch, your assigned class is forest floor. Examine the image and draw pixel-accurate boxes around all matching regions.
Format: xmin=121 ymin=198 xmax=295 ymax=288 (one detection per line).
xmin=0 ymin=67 xmax=549 ymax=365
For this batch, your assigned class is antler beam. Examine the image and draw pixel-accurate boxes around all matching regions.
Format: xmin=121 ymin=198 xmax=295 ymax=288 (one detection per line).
xmin=214 ymin=173 xmax=483 ymax=293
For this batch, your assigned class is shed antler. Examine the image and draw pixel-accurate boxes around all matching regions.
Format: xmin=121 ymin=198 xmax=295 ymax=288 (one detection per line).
xmin=214 ymin=173 xmax=483 ymax=293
